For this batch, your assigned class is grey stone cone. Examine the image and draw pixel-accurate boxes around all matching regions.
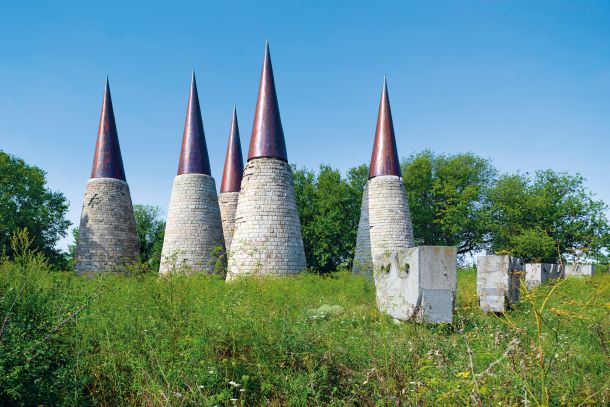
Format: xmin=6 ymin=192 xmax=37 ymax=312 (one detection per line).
xmin=75 ymin=178 xmax=139 ymax=273
xmin=159 ymin=174 xmax=226 ymax=274
xmin=353 ymin=175 xmax=415 ymax=278
xmin=227 ymin=158 xmax=306 ymax=279
xmin=219 ymin=191 xmax=239 ymax=252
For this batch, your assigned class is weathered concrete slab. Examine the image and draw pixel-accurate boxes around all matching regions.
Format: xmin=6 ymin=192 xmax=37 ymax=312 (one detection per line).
xmin=565 ymin=263 xmax=594 ymax=277
xmin=374 ymin=246 xmax=457 ymax=324
xmin=477 ymin=255 xmax=524 ymax=313
xmin=524 ymin=263 xmax=564 ymax=289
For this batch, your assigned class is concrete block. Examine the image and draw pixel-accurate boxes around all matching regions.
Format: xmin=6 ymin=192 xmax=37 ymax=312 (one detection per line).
xmin=565 ymin=263 xmax=594 ymax=277
xmin=524 ymin=263 xmax=564 ymax=289
xmin=477 ymin=255 xmax=524 ymax=313
xmin=373 ymin=246 xmax=457 ymax=323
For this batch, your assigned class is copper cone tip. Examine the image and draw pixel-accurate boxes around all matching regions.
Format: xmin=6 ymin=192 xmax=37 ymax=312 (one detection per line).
xmin=369 ymin=79 xmax=401 ymax=178
xmin=220 ymin=107 xmax=244 ymax=192
xmin=177 ymin=72 xmax=211 ymax=175
xmin=90 ymin=78 xmax=127 ymax=181
xmin=247 ymin=41 xmax=288 ymax=161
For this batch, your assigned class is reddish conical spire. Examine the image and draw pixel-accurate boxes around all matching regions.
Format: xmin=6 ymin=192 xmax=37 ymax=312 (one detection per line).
xmin=248 ymin=41 xmax=288 ymax=161
xmin=220 ymin=107 xmax=244 ymax=193
xmin=177 ymin=72 xmax=211 ymax=175
xmin=369 ymin=78 xmax=401 ymax=178
xmin=90 ymin=78 xmax=126 ymax=181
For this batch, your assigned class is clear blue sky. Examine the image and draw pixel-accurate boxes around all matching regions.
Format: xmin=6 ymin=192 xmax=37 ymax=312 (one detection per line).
xmin=1 ymin=1 xmax=609 ymax=250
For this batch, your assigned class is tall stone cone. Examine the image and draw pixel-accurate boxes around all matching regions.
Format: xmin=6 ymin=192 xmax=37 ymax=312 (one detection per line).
xmin=159 ymin=72 xmax=225 ymax=275
xmin=75 ymin=79 xmax=139 ymax=273
xmin=353 ymin=79 xmax=415 ymax=278
xmin=218 ymin=107 xmax=244 ymax=252
xmin=227 ymin=42 xmax=306 ymax=279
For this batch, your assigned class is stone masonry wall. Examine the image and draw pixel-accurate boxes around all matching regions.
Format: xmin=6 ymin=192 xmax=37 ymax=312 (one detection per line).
xmin=159 ymin=174 xmax=225 ymax=274
xmin=352 ymin=183 xmax=372 ymax=277
xmin=75 ymin=178 xmax=139 ymax=273
xmin=367 ymin=175 xmax=415 ymax=271
xmin=219 ymin=191 xmax=239 ymax=253
xmin=227 ymin=158 xmax=306 ymax=279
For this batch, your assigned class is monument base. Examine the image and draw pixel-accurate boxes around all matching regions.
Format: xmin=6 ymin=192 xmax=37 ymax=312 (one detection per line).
xmin=477 ymin=255 xmax=524 ymax=313
xmin=160 ymin=174 xmax=225 ymax=275
xmin=75 ymin=178 xmax=139 ymax=274
xmin=374 ymin=246 xmax=457 ymax=324
xmin=524 ymin=263 xmax=564 ymax=289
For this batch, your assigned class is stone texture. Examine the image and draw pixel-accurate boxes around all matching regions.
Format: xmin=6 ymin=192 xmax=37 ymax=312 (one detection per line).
xmin=352 ymin=183 xmax=372 ymax=277
xmin=565 ymin=263 xmax=594 ymax=277
xmin=353 ymin=175 xmax=415 ymax=278
xmin=227 ymin=158 xmax=306 ymax=279
xmin=373 ymin=246 xmax=457 ymax=323
xmin=75 ymin=178 xmax=139 ymax=273
xmin=477 ymin=255 xmax=524 ymax=313
xmin=525 ymin=263 xmax=564 ymax=289
xmin=219 ymin=191 xmax=239 ymax=252
xmin=159 ymin=174 xmax=225 ymax=274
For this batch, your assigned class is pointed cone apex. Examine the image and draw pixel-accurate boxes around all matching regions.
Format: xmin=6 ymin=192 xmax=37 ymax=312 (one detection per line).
xmin=369 ymin=79 xmax=401 ymax=178
xmin=248 ymin=42 xmax=288 ymax=161
xmin=90 ymin=79 xmax=126 ymax=181
xmin=177 ymin=73 xmax=211 ymax=175
xmin=220 ymin=108 xmax=244 ymax=192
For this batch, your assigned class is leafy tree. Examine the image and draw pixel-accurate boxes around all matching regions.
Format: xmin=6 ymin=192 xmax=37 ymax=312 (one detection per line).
xmin=293 ymin=165 xmax=365 ymax=273
xmin=0 ymin=151 xmax=70 ymax=267
xmin=402 ymin=151 xmax=496 ymax=257
xmin=133 ymin=204 xmax=165 ymax=270
xmin=486 ymin=170 xmax=610 ymax=262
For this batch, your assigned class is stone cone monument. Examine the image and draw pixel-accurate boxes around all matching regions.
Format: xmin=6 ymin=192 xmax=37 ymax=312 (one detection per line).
xmin=353 ymin=79 xmax=415 ymax=278
xmin=159 ymin=72 xmax=225 ymax=274
xmin=75 ymin=79 xmax=139 ymax=273
xmin=218 ymin=107 xmax=244 ymax=252
xmin=227 ymin=42 xmax=307 ymax=279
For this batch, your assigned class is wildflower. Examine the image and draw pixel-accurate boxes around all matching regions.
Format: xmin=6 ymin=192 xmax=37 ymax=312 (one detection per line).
xmin=228 ymin=380 xmax=240 ymax=387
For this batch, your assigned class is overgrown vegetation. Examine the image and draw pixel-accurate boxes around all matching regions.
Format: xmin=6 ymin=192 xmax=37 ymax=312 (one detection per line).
xmin=1 ymin=239 xmax=608 ymax=405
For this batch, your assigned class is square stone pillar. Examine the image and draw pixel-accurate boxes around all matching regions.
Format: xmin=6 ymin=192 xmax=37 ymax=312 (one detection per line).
xmin=524 ymin=263 xmax=564 ymax=289
xmin=476 ymin=255 xmax=524 ymax=313
xmin=565 ymin=263 xmax=594 ymax=277
xmin=373 ymin=246 xmax=457 ymax=323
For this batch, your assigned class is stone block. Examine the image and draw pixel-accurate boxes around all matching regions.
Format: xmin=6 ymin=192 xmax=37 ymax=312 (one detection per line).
xmin=564 ymin=263 xmax=594 ymax=277
xmin=373 ymin=246 xmax=457 ymax=323
xmin=524 ymin=263 xmax=564 ymax=289
xmin=477 ymin=255 xmax=524 ymax=313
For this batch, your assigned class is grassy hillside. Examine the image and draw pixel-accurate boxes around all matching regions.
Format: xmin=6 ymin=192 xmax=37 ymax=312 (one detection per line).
xmin=0 ymin=254 xmax=608 ymax=405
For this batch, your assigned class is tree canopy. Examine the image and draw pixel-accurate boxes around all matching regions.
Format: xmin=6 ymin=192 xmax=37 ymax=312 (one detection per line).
xmin=0 ymin=151 xmax=70 ymax=266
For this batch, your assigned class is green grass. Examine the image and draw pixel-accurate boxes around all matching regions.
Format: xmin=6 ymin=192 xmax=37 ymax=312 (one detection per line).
xmin=1 ymin=256 xmax=608 ymax=406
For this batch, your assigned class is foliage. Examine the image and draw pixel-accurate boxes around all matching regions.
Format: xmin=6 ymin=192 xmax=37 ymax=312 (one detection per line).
xmin=0 ymin=151 xmax=70 ymax=267
xmin=486 ymin=170 xmax=610 ymax=262
xmin=133 ymin=204 xmax=165 ymax=271
xmin=293 ymin=165 xmax=366 ymax=272
xmin=401 ymin=151 xmax=496 ymax=257
xmin=0 ymin=248 xmax=608 ymax=405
